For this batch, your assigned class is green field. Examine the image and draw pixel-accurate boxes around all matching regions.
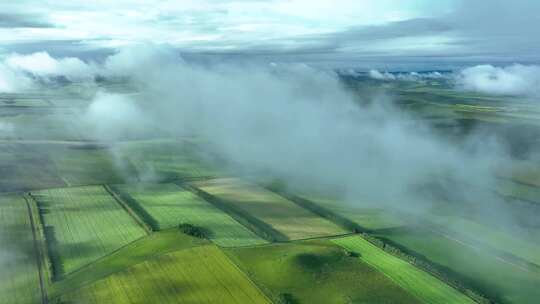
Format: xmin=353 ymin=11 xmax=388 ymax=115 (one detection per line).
xmin=497 ymin=160 xmax=540 ymax=187
xmin=429 ymin=215 xmax=540 ymax=266
xmin=374 ymin=226 xmax=540 ymax=304
xmin=0 ymin=194 xmax=42 ymax=304
xmin=295 ymin=193 xmax=406 ymax=230
xmin=496 ymin=179 xmax=540 ymax=205
xmin=0 ymin=144 xmax=65 ymax=192
xmin=192 ymin=178 xmax=347 ymax=241
xmin=332 ymin=236 xmax=475 ymax=304
xmin=0 ymin=112 xmax=82 ymax=141
xmin=32 ymin=186 xmax=147 ymax=275
xmin=50 ymin=229 xmax=209 ymax=298
xmin=49 ymin=145 xmax=138 ymax=186
xmin=117 ymin=140 xmax=227 ymax=181
xmin=226 ymin=239 xmax=423 ymax=304
xmin=111 ymin=183 xmax=268 ymax=246
xmin=59 ymin=245 xmax=270 ymax=304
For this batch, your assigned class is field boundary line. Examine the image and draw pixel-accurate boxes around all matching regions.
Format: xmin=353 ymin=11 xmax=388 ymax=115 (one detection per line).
xmin=103 ymin=184 xmax=152 ymax=235
xmin=23 ymin=193 xmax=49 ymax=304
xmin=217 ymin=247 xmax=274 ymax=304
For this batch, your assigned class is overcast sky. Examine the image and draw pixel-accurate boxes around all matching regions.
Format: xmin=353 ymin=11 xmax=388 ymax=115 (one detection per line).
xmin=0 ymin=0 xmax=538 ymax=68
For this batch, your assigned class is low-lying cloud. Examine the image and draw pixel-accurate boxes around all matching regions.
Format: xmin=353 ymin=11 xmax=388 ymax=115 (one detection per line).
xmin=84 ymin=45 xmax=508 ymax=215
xmin=1 ymin=44 xmax=528 ymax=242
xmin=368 ymin=69 xmax=446 ymax=81
xmin=457 ymin=64 xmax=540 ymax=97
xmin=0 ymin=51 xmax=97 ymax=92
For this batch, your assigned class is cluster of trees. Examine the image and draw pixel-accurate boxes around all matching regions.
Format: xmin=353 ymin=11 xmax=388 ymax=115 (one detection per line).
xmin=278 ymin=293 xmax=298 ymax=304
xmin=178 ymin=223 xmax=208 ymax=239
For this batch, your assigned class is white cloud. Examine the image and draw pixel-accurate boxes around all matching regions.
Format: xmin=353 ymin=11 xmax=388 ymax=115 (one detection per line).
xmin=0 ymin=51 xmax=99 ymax=92
xmin=369 ymin=69 xmax=396 ymax=80
xmin=0 ymin=121 xmax=15 ymax=135
xmin=0 ymin=62 xmax=33 ymax=92
xmin=83 ymin=91 xmax=150 ymax=141
xmin=457 ymin=64 xmax=540 ymax=96
xmin=5 ymin=51 xmax=96 ymax=80
xmin=0 ymin=0 xmax=454 ymax=54
xmin=368 ymin=69 xmax=446 ymax=81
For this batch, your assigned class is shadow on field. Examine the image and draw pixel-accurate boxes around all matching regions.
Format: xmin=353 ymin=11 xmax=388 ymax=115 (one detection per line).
xmin=44 ymin=226 xmax=65 ymax=280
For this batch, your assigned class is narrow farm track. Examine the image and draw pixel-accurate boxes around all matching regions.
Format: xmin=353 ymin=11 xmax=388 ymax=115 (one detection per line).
xmin=23 ymin=195 xmax=48 ymax=304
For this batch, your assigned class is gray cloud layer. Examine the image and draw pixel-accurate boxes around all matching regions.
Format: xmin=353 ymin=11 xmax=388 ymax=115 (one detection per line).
xmin=0 ymin=13 xmax=55 ymax=28
xmin=0 ymin=1 xmax=538 ymax=68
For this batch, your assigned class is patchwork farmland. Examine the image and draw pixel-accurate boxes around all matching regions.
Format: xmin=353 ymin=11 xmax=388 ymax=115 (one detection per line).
xmin=2 ymin=76 xmax=540 ymax=304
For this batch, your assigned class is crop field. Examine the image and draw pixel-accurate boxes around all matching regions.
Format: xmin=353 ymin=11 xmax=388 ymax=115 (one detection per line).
xmin=332 ymin=236 xmax=475 ymax=304
xmin=0 ymin=194 xmax=42 ymax=304
xmin=0 ymin=95 xmax=51 ymax=107
xmin=496 ymin=179 xmax=540 ymax=205
xmin=50 ymin=229 xmax=209 ymax=298
xmin=294 ymin=193 xmax=406 ymax=230
xmin=32 ymin=186 xmax=147 ymax=275
xmin=191 ymin=178 xmax=347 ymax=241
xmin=117 ymin=140 xmax=228 ymax=181
xmin=496 ymin=158 xmax=540 ymax=185
xmin=373 ymin=226 xmax=540 ymax=304
xmin=58 ymin=245 xmax=270 ymax=304
xmin=111 ymin=183 xmax=267 ymax=246
xmin=0 ymin=144 xmax=65 ymax=192
xmin=429 ymin=215 xmax=540 ymax=267
xmin=48 ymin=145 xmax=138 ymax=186
xmin=226 ymin=239 xmax=423 ymax=304
xmin=0 ymin=112 xmax=82 ymax=141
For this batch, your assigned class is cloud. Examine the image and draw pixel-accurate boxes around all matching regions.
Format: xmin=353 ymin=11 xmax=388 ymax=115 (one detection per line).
xmin=368 ymin=69 xmax=446 ymax=81
xmin=0 ymin=122 xmax=15 ymax=135
xmin=368 ymin=69 xmax=396 ymax=80
xmin=0 ymin=13 xmax=55 ymax=28
xmin=457 ymin=64 xmax=540 ymax=96
xmin=0 ymin=62 xmax=33 ymax=92
xmin=0 ymin=51 xmax=99 ymax=92
xmin=83 ymin=92 xmax=150 ymax=141
xmin=5 ymin=52 xmax=97 ymax=81
xmin=94 ymin=45 xmax=508 ymax=212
